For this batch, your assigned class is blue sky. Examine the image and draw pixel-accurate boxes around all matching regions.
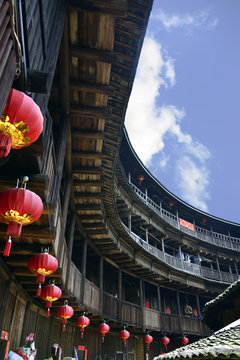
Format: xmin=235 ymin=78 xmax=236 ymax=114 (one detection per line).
xmin=125 ymin=0 xmax=240 ymax=223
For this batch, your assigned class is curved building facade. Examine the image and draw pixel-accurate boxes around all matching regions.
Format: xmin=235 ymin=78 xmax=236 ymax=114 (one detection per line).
xmin=0 ymin=1 xmax=239 ymax=360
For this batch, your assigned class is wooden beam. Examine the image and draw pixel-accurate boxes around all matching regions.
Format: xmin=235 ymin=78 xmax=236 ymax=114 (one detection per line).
xmin=86 ymin=229 xmax=107 ymax=235
xmin=73 ymin=167 xmax=103 ymax=174
xmin=76 ymin=204 xmax=102 ymax=211
xmin=59 ymin=17 xmax=70 ymax=113
xmin=70 ymin=104 xmax=112 ymax=118
xmin=69 ymin=0 xmax=127 ymax=17
xmin=83 ymin=223 xmax=105 ymax=229
xmin=72 ymin=130 xmax=104 ymax=140
xmin=13 ymin=268 xmax=61 ymax=277
xmin=74 ymin=179 xmax=104 ymax=186
xmin=0 ymin=226 xmax=52 ymax=239
xmin=74 ymin=192 xmax=105 ymax=199
xmin=70 ymin=45 xmax=117 ymax=63
xmin=70 ymin=80 xmax=115 ymax=95
xmin=72 ymin=151 xmax=102 ymax=160
xmin=78 ymin=215 xmax=103 ymax=221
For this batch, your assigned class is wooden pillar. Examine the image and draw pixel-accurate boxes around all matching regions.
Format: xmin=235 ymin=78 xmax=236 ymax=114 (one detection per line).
xmin=145 ymin=188 xmax=148 ymax=204
xmin=161 ymin=238 xmax=165 ymax=253
xmin=140 ymin=279 xmax=145 ymax=326
xmin=176 ymin=290 xmax=183 ymax=333
xmin=159 ymin=201 xmax=162 ymax=216
xmin=61 ymin=176 xmax=72 ymax=230
xmin=145 ymin=227 xmax=149 ymax=244
xmin=179 ymin=246 xmax=183 ymax=269
xmin=157 ymin=286 xmax=161 ymax=312
xmin=65 ymin=212 xmax=76 ymax=287
xmin=196 ymin=294 xmax=203 ymax=336
xmin=234 ymin=261 xmax=239 ymax=276
xmin=80 ymin=237 xmax=88 ymax=304
xmin=53 ymin=114 xmax=70 ymax=205
xmin=0 ymin=280 xmax=10 ymax=334
xmin=228 ymin=232 xmax=234 ymax=250
xmin=176 ymin=210 xmax=180 ymax=229
xmin=229 ymin=265 xmax=234 ymax=282
xmin=118 ymin=269 xmax=122 ymax=321
xmin=99 ymin=256 xmax=104 ymax=313
xmin=20 ymin=301 xmax=32 ymax=346
xmin=128 ymin=213 xmax=131 ymax=234
xmin=216 ymin=257 xmax=222 ymax=281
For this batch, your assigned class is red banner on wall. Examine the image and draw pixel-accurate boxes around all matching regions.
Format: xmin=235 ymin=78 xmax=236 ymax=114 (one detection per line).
xmin=179 ymin=218 xmax=195 ymax=232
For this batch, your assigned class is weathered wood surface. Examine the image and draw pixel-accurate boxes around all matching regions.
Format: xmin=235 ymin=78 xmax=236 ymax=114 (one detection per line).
xmin=0 ymin=0 xmax=16 ymax=115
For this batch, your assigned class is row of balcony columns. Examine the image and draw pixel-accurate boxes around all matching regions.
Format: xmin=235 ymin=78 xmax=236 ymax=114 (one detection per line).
xmin=126 ymin=209 xmax=239 ymax=280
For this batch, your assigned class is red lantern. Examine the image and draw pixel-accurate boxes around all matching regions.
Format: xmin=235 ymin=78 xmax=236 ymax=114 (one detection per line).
xmin=0 ymin=88 xmax=43 ymax=157
xmin=161 ymin=336 xmax=170 ymax=351
xmin=0 ymin=181 xmax=43 ymax=256
xmin=76 ymin=314 xmax=90 ymax=338
xmin=119 ymin=328 xmax=130 ymax=347
xmin=143 ymin=333 xmax=153 ymax=352
xmin=56 ymin=300 xmax=74 ymax=332
xmin=98 ymin=321 xmax=110 ymax=343
xmin=169 ymin=200 xmax=174 ymax=208
xmin=28 ymin=249 xmax=58 ymax=296
xmin=137 ymin=175 xmax=144 ymax=185
xmin=40 ymin=283 xmax=62 ymax=317
xmin=181 ymin=336 xmax=189 ymax=346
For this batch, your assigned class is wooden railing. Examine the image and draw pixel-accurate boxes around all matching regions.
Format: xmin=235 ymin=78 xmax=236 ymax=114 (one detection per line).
xmin=144 ymin=308 xmax=160 ymax=329
xmin=124 ymin=224 xmax=238 ymax=284
xmin=83 ymin=279 xmax=100 ymax=312
xmin=181 ymin=316 xmax=202 ymax=335
xmin=129 ymin=182 xmax=240 ymax=251
xmin=102 ymin=292 xmax=119 ymax=319
xmin=66 ymin=262 xmax=82 ymax=302
xmin=160 ymin=314 xmax=180 ymax=333
xmin=121 ymin=301 xmax=142 ymax=326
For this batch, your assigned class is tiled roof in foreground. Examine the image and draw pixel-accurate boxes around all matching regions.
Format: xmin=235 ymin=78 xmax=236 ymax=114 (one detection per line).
xmin=153 ymin=325 xmax=240 ymax=360
xmin=202 ymin=279 xmax=240 ymax=330
xmin=203 ymin=279 xmax=240 ymax=312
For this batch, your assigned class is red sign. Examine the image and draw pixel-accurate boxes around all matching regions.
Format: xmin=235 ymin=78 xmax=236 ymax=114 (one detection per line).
xmin=179 ymin=218 xmax=195 ymax=232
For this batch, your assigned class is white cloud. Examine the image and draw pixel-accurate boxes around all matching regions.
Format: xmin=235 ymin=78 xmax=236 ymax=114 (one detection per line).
xmin=125 ymin=35 xmax=211 ymax=211
xmin=152 ymin=9 xmax=218 ymax=31
xmin=176 ymin=156 xmax=210 ymax=211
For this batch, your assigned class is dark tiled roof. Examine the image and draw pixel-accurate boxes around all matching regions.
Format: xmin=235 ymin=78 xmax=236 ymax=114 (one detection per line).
xmin=202 ymin=279 xmax=240 ymax=330
xmin=153 ymin=325 xmax=240 ymax=360
xmin=203 ymin=280 xmax=240 ymax=311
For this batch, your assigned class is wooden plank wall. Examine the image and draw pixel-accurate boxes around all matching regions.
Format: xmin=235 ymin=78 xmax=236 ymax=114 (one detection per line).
xmin=23 ymin=0 xmax=66 ymax=114
xmin=0 ymin=0 xmax=16 ymax=115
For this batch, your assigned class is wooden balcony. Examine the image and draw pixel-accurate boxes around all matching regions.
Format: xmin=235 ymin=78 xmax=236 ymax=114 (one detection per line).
xmin=103 ymin=292 xmax=119 ymax=319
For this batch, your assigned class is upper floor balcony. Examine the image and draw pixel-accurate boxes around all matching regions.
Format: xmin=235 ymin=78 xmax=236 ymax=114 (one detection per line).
xmin=129 ymin=180 xmax=240 ymax=252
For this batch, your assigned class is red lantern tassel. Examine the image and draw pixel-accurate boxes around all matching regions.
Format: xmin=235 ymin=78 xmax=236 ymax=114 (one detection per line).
xmin=37 ymin=284 xmax=41 ymax=296
xmin=3 ymin=237 xmax=12 ymax=257
xmin=0 ymin=133 xmax=12 ymax=158
xmin=36 ymin=274 xmax=45 ymax=283
xmin=124 ymin=341 xmax=126 ymax=348
xmin=46 ymin=301 xmax=52 ymax=317
xmin=81 ymin=332 xmax=83 ymax=339
xmin=6 ymin=222 xmax=22 ymax=237
xmin=62 ymin=319 xmax=67 ymax=332
xmin=102 ymin=336 xmax=105 ymax=343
